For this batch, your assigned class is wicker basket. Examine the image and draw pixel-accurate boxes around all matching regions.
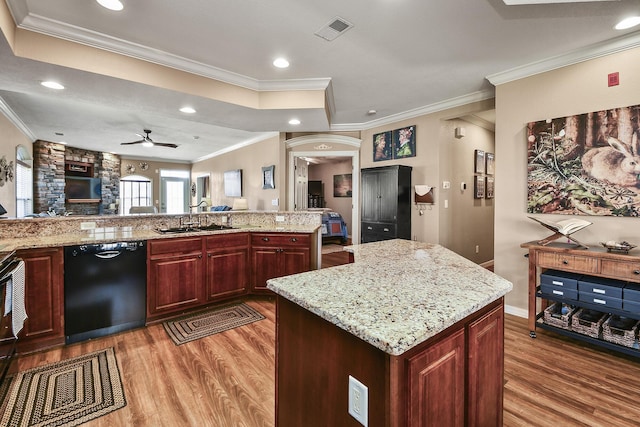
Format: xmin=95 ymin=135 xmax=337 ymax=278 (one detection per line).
xmin=543 ymin=303 xmax=576 ymax=330
xmin=602 ymin=315 xmax=640 ymax=348
xmin=571 ymin=309 xmax=607 ymax=338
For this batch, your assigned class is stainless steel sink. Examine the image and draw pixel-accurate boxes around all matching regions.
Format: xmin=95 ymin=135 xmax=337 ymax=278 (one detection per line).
xmin=155 ymin=224 xmax=235 ymax=234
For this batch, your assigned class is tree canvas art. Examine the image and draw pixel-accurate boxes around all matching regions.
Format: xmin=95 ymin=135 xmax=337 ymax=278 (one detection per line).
xmin=527 ymin=105 xmax=640 ymax=216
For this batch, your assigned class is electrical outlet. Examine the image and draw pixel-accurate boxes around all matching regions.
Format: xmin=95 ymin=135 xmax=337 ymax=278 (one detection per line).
xmin=475 ymin=245 xmax=480 ymax=254
xmin=348 ymin=375 xmax=368 ymax=426
xmin=275 ymin=215 xmax=286 ymax=222
xmin=442 ymin=181 xmax=451 ymax=189
xmin=272 ymin=198 xmax=279 ymax=206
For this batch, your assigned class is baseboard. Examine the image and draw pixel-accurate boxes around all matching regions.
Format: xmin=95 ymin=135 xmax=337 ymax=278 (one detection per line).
xmin=505 ymin=304 xmax=527 ymax=318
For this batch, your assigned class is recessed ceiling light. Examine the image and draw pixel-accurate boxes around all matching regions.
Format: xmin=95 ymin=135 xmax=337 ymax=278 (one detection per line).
xmin=273 ymin=58 xmax=290 ymax=68
xmin=289 ymin=119 xmax=301 ymax=125
xmin=96 ymin=0 xmax=124 ymax=11
xmin=615 ymin=16 xmax=640 ymax=30
xmin=179 ymin=106 xmax=196 ymax=114
xmin=367 ymin=110 xmax=377 ymax=115
xmin=41 ymin=81 xmax=64 ymax=90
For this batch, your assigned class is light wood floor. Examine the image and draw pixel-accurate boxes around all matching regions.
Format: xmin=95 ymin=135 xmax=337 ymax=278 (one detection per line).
xmin=5 ymin=256 xmax=640 ymax=426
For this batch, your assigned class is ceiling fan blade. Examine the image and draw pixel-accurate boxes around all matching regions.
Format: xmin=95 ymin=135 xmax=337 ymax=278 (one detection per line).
xmin=154 ymin=142 xmax=179 ymax=148
xmin=120 ymin=139 xmax=144 ymax=145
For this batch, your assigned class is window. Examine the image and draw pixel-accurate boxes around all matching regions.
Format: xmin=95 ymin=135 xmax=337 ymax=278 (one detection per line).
xmin=120 ymin=175 xmax=152 ymax=215
xmin=16 ymin=145 xmax=32 ymax=217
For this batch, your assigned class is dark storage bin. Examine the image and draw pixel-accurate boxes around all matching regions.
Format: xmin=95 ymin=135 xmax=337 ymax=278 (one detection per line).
xmin=578 ymin=292 xmax=623 ymax=309
xmin=540 ymin=270 xmax=581 ymax=290
xmin=624 ymin=283 xmax=640 ymax=303
xmin=540 ymin=284 xmax=578 ymax=300
xmin=578 ymin=276 xmax=625 ymax=299
xmin=623 ymin=299 xmax=640 ymax=314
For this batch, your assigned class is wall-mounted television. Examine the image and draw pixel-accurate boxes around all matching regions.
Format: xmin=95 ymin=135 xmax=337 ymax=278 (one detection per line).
xmin=224 ymin=169 xmax=242 ymax=197
xmin=65 ymin=177 xmax=102 ymax=200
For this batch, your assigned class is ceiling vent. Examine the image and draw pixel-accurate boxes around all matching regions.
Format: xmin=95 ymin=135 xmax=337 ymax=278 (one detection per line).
xmin=314 ymin=17 xmax=353 ymax=41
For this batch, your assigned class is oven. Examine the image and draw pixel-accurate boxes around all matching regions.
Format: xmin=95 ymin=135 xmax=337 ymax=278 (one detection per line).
xmin=0 ymin=251 xmax=26 ymax=387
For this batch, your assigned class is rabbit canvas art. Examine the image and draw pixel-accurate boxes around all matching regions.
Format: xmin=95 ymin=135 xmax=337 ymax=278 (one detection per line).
xmin=582 ymin=136 xmax=640 ymax=188
xmin=527 ymin=104 xmax=640 ymax=216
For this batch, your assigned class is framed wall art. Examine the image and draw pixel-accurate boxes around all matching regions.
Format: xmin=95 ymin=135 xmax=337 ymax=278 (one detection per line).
xmin=474 ymin=150 xmax=485 ymax=174
xmin=474 ymin=175 xmax=485 ymax=199
xmin=527 ymin=103 xmax=640 ymax=216
xmin=485 ymin=152 xmax=495 ymax=175
xmin=486 ymin=176 xmax=494 ymax=199
xmin=373 ymin=131 xmax=392 ymax=162
xmin=393 ymin=125 xmax=416 ymax=159
xmin=224 ymin=169 xmax=243 ymax=197
xmin=333 ymin=174 xmax=352 ymax=197
xmin=262 ymin=165 xmax=275 ymax=189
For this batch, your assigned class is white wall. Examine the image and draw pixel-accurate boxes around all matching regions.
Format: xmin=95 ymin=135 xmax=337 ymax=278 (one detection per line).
xmin=495 ymin=46 xmax=640 ymax=315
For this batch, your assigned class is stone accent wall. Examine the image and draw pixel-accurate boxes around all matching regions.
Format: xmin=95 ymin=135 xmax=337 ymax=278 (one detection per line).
xmin=33 ymin=141 xmax=121 ymax=215
xmin=33 ymin=141 xmax=65 ymax=214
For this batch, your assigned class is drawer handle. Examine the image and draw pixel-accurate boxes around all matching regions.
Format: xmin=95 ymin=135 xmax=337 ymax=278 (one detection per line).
xmin=198 ymin=254 xmax=202 ymax=259
xmin=383 ymin=228 xmax=389 ymax=232
xmin=367 ymin=226 xmax=373 ymax=230
xmin=634 ymin=270 xmax=640 ymax=275
xmin=262 ymin=237 xmax=270 ymax=242
xmin=291 ymin=237 xmax=297 ymax=242
xmin=562 ymin=260 xmax=569 ymax=265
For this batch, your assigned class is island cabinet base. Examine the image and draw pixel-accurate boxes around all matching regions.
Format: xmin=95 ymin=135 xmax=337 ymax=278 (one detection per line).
xmin=275 ymin=296 xmax=504 ymax=427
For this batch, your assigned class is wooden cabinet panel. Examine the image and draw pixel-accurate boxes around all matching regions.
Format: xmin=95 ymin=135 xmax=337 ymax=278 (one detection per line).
xmin=408 ymin=329 xmax=465 ymax=427
xmin=537 ymin=251 xmax=599 ymax=273
xmin=147 ymin=240 xmax=204 ymax=319
xmin=206 ymin=246 xmax=249 ymax=301
xmin=16 ymin=247 xmax=64 ymax=351
xmin=251 ymin=233 xmax=311 ymax=292
xmin=600 ymin=259 xmax=640 ymax=283
xmin=149 ymin=236 xmax=202 ymax=256
xmin=467 ymin=304 xmax=504 ymax=427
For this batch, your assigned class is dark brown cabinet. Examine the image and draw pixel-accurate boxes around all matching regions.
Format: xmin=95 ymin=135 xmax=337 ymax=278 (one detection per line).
xmin=361 ymin=165 xmax=412 ymax=243
xmin=251 ymin=233 xmax=311 ymax=292
xmin=147 ymin=237 xmax=205 ymax=321
xmin=205 ymin=233 xmax=250 ymax=302
xmin=16 ymin=247 xmax=64 ymax=353
xmin=275 ymin=297 xmax=504 ymax=427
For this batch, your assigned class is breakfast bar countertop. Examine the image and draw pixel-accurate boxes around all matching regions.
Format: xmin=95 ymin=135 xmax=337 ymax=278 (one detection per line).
xmin=267 ymin=239 xmax=513 ymax=356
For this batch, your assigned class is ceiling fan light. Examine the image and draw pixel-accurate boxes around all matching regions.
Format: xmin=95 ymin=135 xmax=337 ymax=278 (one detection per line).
xmin=289 ymin=118 xmax=301 ymax=125
xmin=142 ymin=141 xmax=154 ymax=148
xmin=96 ymin=0 xmax=124 ymax=11
xmin=41 ymin=81 xmax=64 ymax=90
xmin=615 ymin=16 xmax=640 ymax=30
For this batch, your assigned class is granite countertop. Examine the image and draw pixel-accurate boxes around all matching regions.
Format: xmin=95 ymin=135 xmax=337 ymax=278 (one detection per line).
xmin=0 ymin=224 xmax=319 ymax=252
xmin=267 ymin=239 xmax=513 ymax=356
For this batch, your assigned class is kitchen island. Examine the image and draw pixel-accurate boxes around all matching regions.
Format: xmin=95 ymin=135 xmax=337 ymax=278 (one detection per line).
xmin=267 ymin=239 xmax=512 ymax=427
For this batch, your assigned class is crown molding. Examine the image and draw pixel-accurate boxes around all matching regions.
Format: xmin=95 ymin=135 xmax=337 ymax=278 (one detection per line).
xmin=16 ymin=13 xmax=331 ymax=92
xmin=0 ymin=96 xmax=36 ymax=141
xmin=487 ymin=30 xmax=640 ymax=86
xmin=331 ymin=90 xmax=495 ymax=132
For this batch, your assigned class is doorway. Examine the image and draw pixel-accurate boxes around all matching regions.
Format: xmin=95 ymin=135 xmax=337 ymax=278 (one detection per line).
xmin=286 ymin=134 xmax=361 ymax=243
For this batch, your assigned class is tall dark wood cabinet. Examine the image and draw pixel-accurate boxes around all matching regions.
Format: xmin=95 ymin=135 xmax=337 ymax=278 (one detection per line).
xmin=361 ymin=165 xmax=412 ymax=243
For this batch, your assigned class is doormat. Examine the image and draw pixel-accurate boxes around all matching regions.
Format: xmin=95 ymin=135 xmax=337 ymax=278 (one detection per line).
xmin=0 ymin=347 xmax=126 ymax=427
xmin=163 ymin=302 xmax=265 ymax=345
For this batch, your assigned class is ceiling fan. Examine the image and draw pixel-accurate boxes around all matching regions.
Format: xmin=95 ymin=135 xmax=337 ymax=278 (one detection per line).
xmin=120 ymin=129 xmax=178 ymax=148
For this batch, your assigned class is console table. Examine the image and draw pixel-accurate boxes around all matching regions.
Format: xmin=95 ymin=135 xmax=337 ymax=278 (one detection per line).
xmin=522 ymin=241 xmax=640 ymax=355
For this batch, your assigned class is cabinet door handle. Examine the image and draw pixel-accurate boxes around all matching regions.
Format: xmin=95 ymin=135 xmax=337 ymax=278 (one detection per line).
xmin=367 ymin=226 xmax=373 ymax=230
xmin=262 ymin=237 xmax=270 ymax=242
xmin=291 ymin=237 xmax=297 ymax=242
xmin=383 ymin=228 xmax=389 ymax=232
xmin=562 ymin=260 xmax=569 ymax=265
xmin=634 ymin=270 xmax=640 ymax=275
xmin=198 ymin=254 xmax=203 ymax=259
xmin=208 ymin=253 xmax=211 ymax=258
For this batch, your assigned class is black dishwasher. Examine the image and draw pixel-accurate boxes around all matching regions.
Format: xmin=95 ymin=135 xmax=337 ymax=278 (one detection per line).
xmin=64 ymin=241 xmax=146 ymax=344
